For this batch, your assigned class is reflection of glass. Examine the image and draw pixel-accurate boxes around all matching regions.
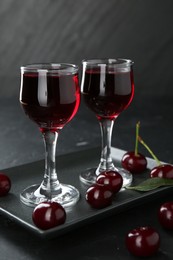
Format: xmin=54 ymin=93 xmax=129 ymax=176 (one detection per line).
xmin=19 ymin=63 xmax=80 ymax=207
xmin=80 ymin=59 xmax=134 ymax=186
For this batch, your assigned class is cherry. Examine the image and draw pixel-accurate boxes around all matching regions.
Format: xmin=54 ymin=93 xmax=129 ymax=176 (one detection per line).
xmin=32 ymin=201 xmax=66 ymax=230
xmin=138 ymin=135 xmax=173 ymax=179
xmin=86 ymin=183 xmax=113 ymax=209
xmin=150 ymin=164 xmax=173 ymax=179
xmin=126 ymin=226 xmax=160 ymax=257
xmin=121 ymin=151 xmax=147 ymax=174
xmin=96 ymin=171 xmax=123 ymax=193
xmin=121 ymin=122 xmax=147 ymax=174
xmin=159 ymin=202 xmax=173 ymax=229
xmin=0 ymin=173 xmax=11 ymax=196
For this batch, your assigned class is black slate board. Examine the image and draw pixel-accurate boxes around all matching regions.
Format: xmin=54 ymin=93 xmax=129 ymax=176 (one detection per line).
xmin=0 ymin=147 xmax=172 ymax=239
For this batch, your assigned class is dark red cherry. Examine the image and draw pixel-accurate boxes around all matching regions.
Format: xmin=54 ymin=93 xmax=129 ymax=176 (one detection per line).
xmin=86 ymin=183 xmax=113 ymax=209
xmin=0 ymin=173 xmax=11 ymax=196
xmin=32 ymin=201 xmax=66 ymax=230
xmin=121 ymin=151 xmax=147 ymax=174
xmin=150 ymin=164 xmax=173 ymax=179
xmin=96 ymin=171 xmax=123 ymax=193
xmin=159 ymin=202 xmax=173 ymax=229
xmin=126 ymin=226 xmax=160 ymax=257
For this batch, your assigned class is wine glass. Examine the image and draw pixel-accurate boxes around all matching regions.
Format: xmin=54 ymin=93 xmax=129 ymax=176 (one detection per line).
xmin=19 ymin=63 xmax=80 ymax=207
xmin=79 ymin=59 xmax=134 ymax=186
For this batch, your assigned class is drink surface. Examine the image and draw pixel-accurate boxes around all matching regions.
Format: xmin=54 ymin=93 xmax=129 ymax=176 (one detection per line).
xmin=20 ymin=72 xmax=80 ymax=130
xmin=81 ymin=68 xmax=134 ymax=119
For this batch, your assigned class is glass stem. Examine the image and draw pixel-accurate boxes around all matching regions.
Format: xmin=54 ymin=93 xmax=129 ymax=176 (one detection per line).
xmin=39 ymin=130 xmax=61 ymax=200
xmin=96 ymin=118 xmax=115 ymax=176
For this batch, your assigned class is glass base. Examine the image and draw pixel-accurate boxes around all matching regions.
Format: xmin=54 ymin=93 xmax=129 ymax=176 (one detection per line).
xmin=79 ymin=167 xmax=133 ymax=187
xmin=20 ymin=183 xmax=80 ymax=208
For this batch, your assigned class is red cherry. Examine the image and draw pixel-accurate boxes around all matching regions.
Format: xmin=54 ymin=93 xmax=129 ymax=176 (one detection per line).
xmin=150 ymin=164 xmax=173 ymax=179
xmin=96 ymin=171 xmax=123 ymax=193
xmin=0 ymin=173 xmax=11 ymax=196
xmin=86 ymin=184 xmax=113 ymax=209
xmin=159 ymin=202 xmax=173 ymax=229
xmin=126 ymin=226 xmax=160 ymax=257
xmin=121 ymin=151 xmax=147 ymax=174
xmin=32 ymin=201 xmax=66 ymax=230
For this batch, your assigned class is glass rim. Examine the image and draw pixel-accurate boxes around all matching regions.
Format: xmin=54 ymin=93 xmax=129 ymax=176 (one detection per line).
xmin=21 ymin=63 xmax=79 ymax=74
xmin=82 ymin=58 xmax=134 ymax=67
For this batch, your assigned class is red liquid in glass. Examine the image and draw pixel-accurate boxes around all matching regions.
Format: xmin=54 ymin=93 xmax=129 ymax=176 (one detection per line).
xmin=20 ymin=72 xmax=80 ymax=130
xmin=82 ymin=69 xmax=134 ymax=119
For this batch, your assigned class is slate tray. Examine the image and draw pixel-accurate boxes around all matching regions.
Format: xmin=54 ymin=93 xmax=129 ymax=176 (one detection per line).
xmin=0 ymin=147 xmax=172 ymax=238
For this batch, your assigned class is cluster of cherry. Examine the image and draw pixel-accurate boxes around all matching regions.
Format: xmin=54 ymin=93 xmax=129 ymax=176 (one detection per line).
xmin=0 ymin=174 xmax=66 ymax=230
xmin=1 ymin=121 xmax=173 ymax=257
xmin=86 ymin=122 xmax=173 ymax=210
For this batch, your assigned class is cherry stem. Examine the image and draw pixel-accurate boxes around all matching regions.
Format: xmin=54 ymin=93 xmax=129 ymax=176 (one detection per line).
xmin=138 ymin=136 xmax=161 ymax=165
xmin=135 ymin=121 xmax=140 ymax=156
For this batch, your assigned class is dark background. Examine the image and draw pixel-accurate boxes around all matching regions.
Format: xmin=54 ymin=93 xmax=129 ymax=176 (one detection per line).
xmin=1 ymin=0 xmax=173 ymax=97
xmin=1 ymin=1 xmax=173 ymax=259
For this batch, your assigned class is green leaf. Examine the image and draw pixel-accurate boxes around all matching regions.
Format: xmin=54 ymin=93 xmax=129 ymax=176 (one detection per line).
xmin=125 ymin=177 xmax=173 ymax=192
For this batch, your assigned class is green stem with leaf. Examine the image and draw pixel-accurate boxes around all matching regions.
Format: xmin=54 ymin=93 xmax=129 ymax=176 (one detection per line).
xmin=138 ymin=136 xmax=161 ymax=166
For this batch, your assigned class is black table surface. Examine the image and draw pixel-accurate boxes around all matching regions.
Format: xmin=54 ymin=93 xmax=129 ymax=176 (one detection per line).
xmin=0 ymin=94 xmax=173 ymax=260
